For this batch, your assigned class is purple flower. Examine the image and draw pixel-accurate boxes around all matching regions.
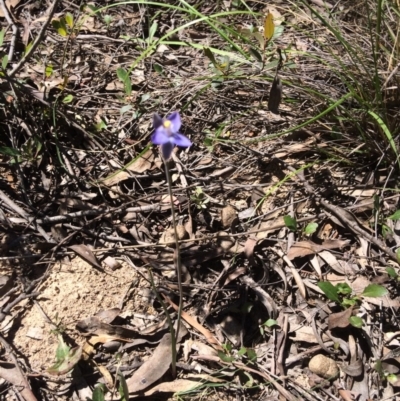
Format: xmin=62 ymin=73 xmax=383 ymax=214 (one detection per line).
xmin=151 ymin=111 xmax=192 ymax=160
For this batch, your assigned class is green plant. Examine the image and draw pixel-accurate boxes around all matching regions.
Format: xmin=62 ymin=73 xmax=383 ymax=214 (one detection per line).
xmin=191 ymin=187 xmax=210 ymax=209
xmin=259 ymin=318 xmax=278 ymax=335
xmin=318 ymin=281 xmax=388 ymax=327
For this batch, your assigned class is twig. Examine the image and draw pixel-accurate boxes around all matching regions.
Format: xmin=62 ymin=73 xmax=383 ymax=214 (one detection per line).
xmin=0 ymin=335 xmax=38 ymax=401
xmin=9 ymin=0 xmax=61 ymax=78
xmin=0 ymin=189 xmax=52 ymax=242
xmin=0 ymin=0 xmax=17 ymax=62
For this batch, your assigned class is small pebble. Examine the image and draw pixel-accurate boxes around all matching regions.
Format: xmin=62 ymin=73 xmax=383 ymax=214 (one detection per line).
xmin=309 ymin=354 xmax=339 ymax=379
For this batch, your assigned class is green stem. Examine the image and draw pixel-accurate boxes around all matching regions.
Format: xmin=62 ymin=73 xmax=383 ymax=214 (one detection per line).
xmin=164 ymin=160 xmax=183 ymax=377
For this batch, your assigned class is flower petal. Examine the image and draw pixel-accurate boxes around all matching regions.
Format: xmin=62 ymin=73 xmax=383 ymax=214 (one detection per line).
xmin=161 ymin=141 xmax=174 ymax=160
xmin=172 ymin=132 xmax=192 ymax=148
xmin=167 ymin=112 xmax=181 ymax=133
xmin=151 ymin=127 xmax=169 ymax=145
xmin=153 ymin=113 xmax=163 ymax=129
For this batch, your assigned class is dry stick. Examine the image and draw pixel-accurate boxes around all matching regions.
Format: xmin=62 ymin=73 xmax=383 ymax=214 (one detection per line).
xmin=0 ymin=189 xmax=51 ymax=242
xmin=0 ymin=335 xmax=38 ymax=401
xmin=0 ymin=0 xmax=17 ymax=62
xmin=8 ymin=0 xmax=61 ymax=78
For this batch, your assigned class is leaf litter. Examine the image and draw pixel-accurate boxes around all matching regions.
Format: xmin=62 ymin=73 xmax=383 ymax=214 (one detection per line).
xmin=0 ymin=1 xmax=399 ymax=401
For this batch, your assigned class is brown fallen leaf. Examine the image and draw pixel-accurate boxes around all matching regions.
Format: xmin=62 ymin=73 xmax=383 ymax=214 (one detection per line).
xmin=164 ymin=296 xmax=222 ymax=350
xmin=268 ymin=75 xmax=282 ymax=114
xmin=328 ymin=307 xmax=353 ymax=330
xmin=144 ymin=379 xmax=201 ymax=395
xmin=103 ymin=148 xmax=155 ymax=186
xmin=0 ymin=0 xmax=20 ymax=17
xmin=287 ymin=239 xmax=349 ymax=260
xmin=68 ymin=245 xmax=103 ymax=271
xmin=126 ymin=333 xmax=173 ymax=393
xmin=0 ymin=362 xmax=37 ymax=401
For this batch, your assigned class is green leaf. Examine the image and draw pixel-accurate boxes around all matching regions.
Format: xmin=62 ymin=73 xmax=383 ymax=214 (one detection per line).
xmin=283 ymin=215 xmax=297 ymax=231
xmin=95 ymin=119 xmax=107 ymax=131
xmin=374 ymin=359 xmax=384 ymax=377
xmin=120 ymin=105 xmax=133 ymax=115
xmin=118 ymin=373 xmax=129 ymax=401
xmin=304 ymin=222 xmax=318 ymax=235
xmin=154 ymin=63 xmax=163 ymax=73
xmin=336 ymin=282 xmax=352 ymax=295
xmin=361 ymin=284 xmax=388 ymax=298
xmin=349 ymin=316 xmax=363 ymax=328
xmin=237 ymin=347 xmax=247 ymax=356
xmin=389 ymin=210 xmax=400 ymax=220
xmin=92 ymin=384 xmax=106 ymax=401
xmin=24 ymin=41 xmax=33 ymax=55
xmin=53 ymin=18 xmax=68 ymax=37
xmin=62 ymin=94 xmax=74 ymax=104
xmin=341 ymin=298 xmax=357 ymax=308
xmin=318 ymin=281 xmax=340 ymax=303
xmin=148 ymin=21 xmax=158 ymax=41
xmin=246 ymin=348 xmax=257 ymax=362
xmin=65 ymin=12 xmax=74 ymax=29
xmin=264 ymin=319 xmax=278 ymax=328
xmin=47 ymin=337 xmax=82 ymax=375
xmin=103 ymin=15 xmax=112 ymax=26
xmin=0 ymin=28 xmax=5 ymax=47
xmin=0 ymin=147 xmax=20 ymax=157
xmin=1 ymin=55 xmax=8 ymax=70
xmin=45 ymin=64 xmax=53 ymax=78
xmin=386 ymin=267 xmax=398 ymax=279
xmin=218 ymin=351 xmax=234 ymax=363
xmin=116 ymin=67 xmax=128 ymax=82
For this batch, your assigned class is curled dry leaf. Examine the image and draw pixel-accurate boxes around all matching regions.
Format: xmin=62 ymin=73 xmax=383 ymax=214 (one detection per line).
xmin=287 ymin=239 xmax=349 ymax=260
xmin=268 ymin=75 xmax=282 ymax=114
xmin=126 ymin=333 xmax=173 ymax=393
xmin=144 ymin=379 xmax=201 ymax=396
xmin=68 ymin=244 xmax=103 ymax=271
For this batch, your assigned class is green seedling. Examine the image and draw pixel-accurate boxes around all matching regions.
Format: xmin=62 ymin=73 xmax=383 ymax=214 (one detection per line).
xmin=218 ymin=342 xmax=257 ymax=365
xmin=259 ymin=318 xmax=278 ymax=336
xmin=283 ymin=215 xmax=297 ymax=232
xmin=191 ymin=187 xmax=210 ymax=210
xmin=47 ymin=336 xmax=82 ymax=376
xmin=386 ymin=267 xmax=400 ymax=282
xmin=318 ymin=281 xmax=388 ymax=327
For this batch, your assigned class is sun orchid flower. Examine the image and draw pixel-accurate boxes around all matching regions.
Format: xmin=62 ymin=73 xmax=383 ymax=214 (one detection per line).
xmin=151 ymin=111 xmax=192 ymax=160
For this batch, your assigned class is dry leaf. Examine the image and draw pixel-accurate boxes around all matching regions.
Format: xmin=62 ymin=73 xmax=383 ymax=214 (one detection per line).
xmin=144 ymin=379 xmax=201 ymax=395
xmin=268 ymin=75 xmax=282 ymax=114
xmin=0 ymin=0 xmax=20 ymax=18
xmin=103 ymin=148 xmax=155 ymax=186
xmin=126 ymin=333 xmax=173 ymax=393
xmin=0 ymin=362 xmax=38 ymax=401
xmin=68 ymin=244 xmax=103 ymax=271
xmin=328 ymin=307 xmax=353 ymax=330
xmin=287 ymin=239 xmax=349 ymax=260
